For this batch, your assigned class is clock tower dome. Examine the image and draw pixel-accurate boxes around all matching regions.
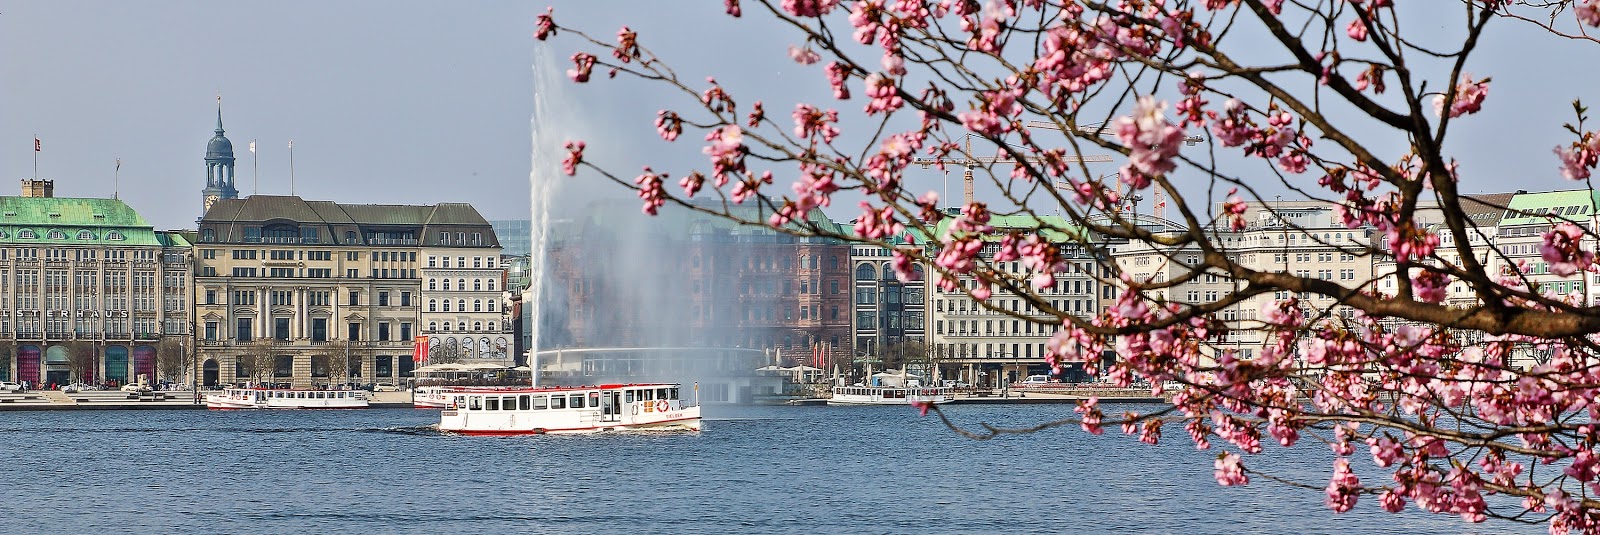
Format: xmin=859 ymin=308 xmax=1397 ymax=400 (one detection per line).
xmin=202 ymin=96 xmax=239 ymax=214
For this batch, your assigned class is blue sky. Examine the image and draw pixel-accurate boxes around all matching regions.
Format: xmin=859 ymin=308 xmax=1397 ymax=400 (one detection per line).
xmin=2 ymin=2 xmax=1596 ymax=230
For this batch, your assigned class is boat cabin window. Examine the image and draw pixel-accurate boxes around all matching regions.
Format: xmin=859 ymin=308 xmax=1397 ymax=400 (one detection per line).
xmin=569 ymin=394 xmax=584 ymax=409
xmin=656 ymin=388 xmax=669 ymax=400
xmin=641 ymin=389 xmax=654 ymax=401
xmin=485 ymin=397 xmax=500 ymax=410
xmin=468 ymin=396 xmax=482 ymax=410
xmin=625 ymin=391 xmax=634 ymax=403
xmin=533 ymin=395 xmax=548 ymax=410
xmin=316 ymin=392 xmax=326 ymax=399
xmin=588 ymin=392 xmax=599 ymax=408
xmin=550 ymin=395 xmax=566 ymax=409
xmin=501 ymin=396 xmax=516 ymax=410
xmin=670 ymin=387 xmax=679 ymax=400
xmin=518 ymin=395 xmax=531 ymax=410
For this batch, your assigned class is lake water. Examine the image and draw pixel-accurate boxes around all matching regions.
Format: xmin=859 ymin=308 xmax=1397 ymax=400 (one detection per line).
xmin=0 ymin=403 xmax=1539 ymax=534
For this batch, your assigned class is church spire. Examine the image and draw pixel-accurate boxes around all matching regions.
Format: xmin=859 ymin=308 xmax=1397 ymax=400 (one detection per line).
xmin=215 ymin=94 xmax=225 ymax=135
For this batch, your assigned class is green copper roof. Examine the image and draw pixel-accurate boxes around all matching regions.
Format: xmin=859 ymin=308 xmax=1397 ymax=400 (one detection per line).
xmin=1499 ymin=189 xmax=1599 ymax=226
xmin=932 ymin=213 xmax=1086 ymax=243
xmin=0 ymin=196 xmax=160 ymax=246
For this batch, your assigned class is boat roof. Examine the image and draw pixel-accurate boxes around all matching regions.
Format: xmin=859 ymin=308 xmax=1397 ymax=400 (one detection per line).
xmin=445 ymin=383 xmax=680 ymax=393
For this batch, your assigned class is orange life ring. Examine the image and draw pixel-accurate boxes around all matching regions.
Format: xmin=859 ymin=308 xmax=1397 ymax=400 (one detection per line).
xmin=655 ymin=400 xmax=669 ymax=412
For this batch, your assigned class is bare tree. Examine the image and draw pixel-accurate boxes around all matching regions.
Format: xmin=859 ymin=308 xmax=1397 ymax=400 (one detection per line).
xmin=156 ymin=338 xmax=188 ymax=386
xmin=324 ymin=339 xmax=352 ymax=387
xmin=248 ymin=338 xmax=281 ymax=386
xmin=545 ymin=2 xmax=1600 ymax=527
xmin=63 ymin=341 xmax=96 ymax=385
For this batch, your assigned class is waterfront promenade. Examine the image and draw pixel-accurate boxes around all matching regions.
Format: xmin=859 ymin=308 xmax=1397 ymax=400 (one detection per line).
xmin=0 ymin=389 xmax=415 ymax=410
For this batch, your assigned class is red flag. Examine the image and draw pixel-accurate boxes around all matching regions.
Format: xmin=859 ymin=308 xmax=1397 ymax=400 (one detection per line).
xmin=34 ymin=138 xmax=40 ymax=152
xmin=412 ymin=335 xmax=429 ymax=363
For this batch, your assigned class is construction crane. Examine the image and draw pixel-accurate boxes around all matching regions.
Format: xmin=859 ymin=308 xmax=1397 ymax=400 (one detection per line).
xmin=1025 ymin=120 xmax=1202 ymax=220
xmin=911 ymin=133 xmax=1113 ymax=208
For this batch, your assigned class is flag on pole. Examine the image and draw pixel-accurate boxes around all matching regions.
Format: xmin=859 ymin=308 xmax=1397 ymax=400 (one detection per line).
xmin=412 ymin=335 xmax=430 ymax=363
xmin=115 ymin=158 xmax=121 ymax=171
xmin=288 ymin=139 xmax=294 ymax=149
xmin=34 ymin=138 xmax=40 ymax=152
xmin=248 ymin=140 xmax=256 ymax=153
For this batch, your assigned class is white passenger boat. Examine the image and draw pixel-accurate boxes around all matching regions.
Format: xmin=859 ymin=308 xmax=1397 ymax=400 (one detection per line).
xmin=413 ymin=385 xmax=456 ymax=409
xmin=206 ymin=387 xmax=369 ymax=410
xmin=437 ymin=383 xmax=701 ymax=435
xmin=828 ymin=385 xmax=956 ymax=406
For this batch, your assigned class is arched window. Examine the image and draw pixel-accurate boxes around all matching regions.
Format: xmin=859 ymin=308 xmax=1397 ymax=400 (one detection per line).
xmin=47 ymin=229 xmax=66 ymax=240
xmin=442 ymin=279 xmax=451 ymax=291
xmin=428 ymin=322 xmax=438 ymax=331
xmin=442 ymin=322 xmax=451 ymax=331
xmin=487 ymin=279 xmax=496 ymax=291
xmin=473 ymin=321 xmax=483 ymax=331
xmin=830 ymin=256 xmax=839 ymax=269
xmin=880 ymin=262 xmax=895 ymax=281
xmin=457 ymin=279 xmax=466 ymax=290
xmin=473 ymin=279 xmax=482 ymax=291
xmin=76 ymin=230 xmax=95 ymax=240
xmin=428 ymin=278 xmax=437 ymax=290
xmin=473 ymin=299 xmax=482 ymax=312
xmin=17 ymin=229 xmax=35 ymax=239
xmin=855 ymin=263 xmax=876 ymax=281
xmin=428 ymin=299 xmax=437 ymax=312
xmin=442 ymin=300 xmax=451 ymax=312
xmin=487 ymin=300 xmax=496 ymax=312
xmin=457 ymin=299 xmax=466 ymax=311
xmin=457 ymin=321 xmax=467 ymax=331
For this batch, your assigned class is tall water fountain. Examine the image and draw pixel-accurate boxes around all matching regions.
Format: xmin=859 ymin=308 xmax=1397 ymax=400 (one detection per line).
xmin=526 ymin=46 xmax=563 ymax=387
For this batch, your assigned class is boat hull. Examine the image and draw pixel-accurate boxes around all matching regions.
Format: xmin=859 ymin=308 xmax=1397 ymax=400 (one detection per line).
xmin=437 ymin=384 xmax=702 ymax=435
xmin=205 ymin=388 xmax=369 ymax=410
xmin=828 ymin=386 xmax=957 ymax=406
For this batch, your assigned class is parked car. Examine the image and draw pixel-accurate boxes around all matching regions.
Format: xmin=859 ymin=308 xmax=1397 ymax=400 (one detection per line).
xmin=121 ymin=383 xmax=151 ymax=393
xmin=0 ymin=381 xmax=21 ymax=392
xmin=1020 ymin=374 xmax=1053 ymax=385
xmin=60 ymin=383 xmax=94 ymax=393
xmin=372 ymin=383 xmax=400 ymax=392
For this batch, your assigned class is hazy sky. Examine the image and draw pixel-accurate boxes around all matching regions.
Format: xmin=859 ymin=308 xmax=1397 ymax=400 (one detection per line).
xmin=3 ymin=2 xmax=1596 ymax=230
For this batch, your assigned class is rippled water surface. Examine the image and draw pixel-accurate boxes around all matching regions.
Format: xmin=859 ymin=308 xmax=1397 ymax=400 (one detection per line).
xmin=0 ymin=403 xmax=1540 ymax=534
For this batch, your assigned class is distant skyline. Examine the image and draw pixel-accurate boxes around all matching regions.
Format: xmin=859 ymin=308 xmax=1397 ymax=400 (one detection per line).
xmin=4 ymin=2 xmax=1597 ymax=230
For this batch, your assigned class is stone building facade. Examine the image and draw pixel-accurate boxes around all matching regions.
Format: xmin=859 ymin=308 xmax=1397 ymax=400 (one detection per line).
xmin=0 ymin=180 xmax=192 ymax=387
xmin=192 ymin=195 xmax=501 ymax=388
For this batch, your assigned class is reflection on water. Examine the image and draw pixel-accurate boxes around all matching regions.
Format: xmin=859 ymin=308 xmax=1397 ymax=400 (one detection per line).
xmin=0 ymin=404 xmax=1536 ymax=535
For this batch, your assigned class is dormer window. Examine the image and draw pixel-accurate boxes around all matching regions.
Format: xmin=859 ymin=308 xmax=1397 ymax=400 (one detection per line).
xmin=107 ymin=231 xmax=125 ymax=241
xmin=47 ymin=229 xmax=66 ymax=240
xmin=18 ymin=229 xmax=35 ymax=239
xmin=76 ymin=230 xmax=95 ymax=240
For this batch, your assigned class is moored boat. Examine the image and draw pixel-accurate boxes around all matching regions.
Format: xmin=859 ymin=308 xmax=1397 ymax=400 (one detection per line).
xmin=206 ymin=387 xmax=370 ymax=410
xmin=437 ymin=383 xmax=701 ymax=435
xmin=828 ymin=385 xmax=955 ymax=406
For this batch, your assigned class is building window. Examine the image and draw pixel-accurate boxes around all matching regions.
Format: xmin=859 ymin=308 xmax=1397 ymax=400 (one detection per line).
xmin=205 ymin=321 xmax=218 ymax=341
xmin=274 ymin=318 xmax=290 ymax=340
xmin=400 ymin=292 xmax=411 ymax=307
xmin=378 ymin=323 xmax=390 ymax=342
xmin=348 ymin=323 xmax=360 ymax=341
xmin=236 ymin=318 xmax=252 ymax=341
xmin=205 ymin=290 xmax=216 ymax=304
xmin=348 ymin=291 xmax=359 ymax=306
xmin=473 ymin=299 xmax=482 ymax=312
xmin=312 ymin=318 xmax=327 ymax=342
xmin=378 ymin=291 xmax=389 ymax=307
xmin=429 ymin=299 xmax=437 ymax=312
xmin=400 ymin=322 xmax=412 ymax=341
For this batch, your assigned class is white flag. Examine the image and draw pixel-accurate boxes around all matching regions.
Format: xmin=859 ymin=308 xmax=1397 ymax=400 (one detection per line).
xmin=248 ymin=140 xmax=256 ymax=153
xmin=288 ymin=139 xmax=294 ymax=149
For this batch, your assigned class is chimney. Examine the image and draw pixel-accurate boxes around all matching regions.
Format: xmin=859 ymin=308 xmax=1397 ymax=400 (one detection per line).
xmin=21 ymin=179 xmax=54 ymax=198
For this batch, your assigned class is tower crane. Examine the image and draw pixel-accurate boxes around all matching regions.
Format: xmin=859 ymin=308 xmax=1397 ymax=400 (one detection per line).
xmin=1025 ymin=120 xmax=1204 ymax=220
xmin=911 ymin=133 xmax=1113 ymax=208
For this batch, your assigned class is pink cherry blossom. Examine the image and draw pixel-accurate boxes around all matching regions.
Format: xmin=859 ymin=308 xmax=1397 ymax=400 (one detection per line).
xmin=633 ymin=167 xmax=666 ymax=215
xmin=781 ymin=0 xmax=841 ymax=17
xmin=1578 ymin=0 xmax=1600 ymax=27
xmin=1346 ymin=17 xmax=1367 ymax=42
xmin=534 ymin=8 xmax=556 ymax=41
xmin=654 ymin=111 xmax=683 ymax=142
xmin=724 ymin=0 xmax=741 ymax=17
xmin=788 ymin=45 xmax=821 ymax=65
xmin=1432 ymin=75 xmax=1489 ymax=118
xmin=1411 ymin=270 xmax=1448 ymax=304
xmin=561 ymin=140 xmax=585 ymax=176
xmin=826 ymin=62 xmax=852 ymax=99
xmin=1214 ymin=452 xmax=1248 ymax=486
xmin=1555 ymin=132 xmax=1600 ymax=181
xmin=1115 ymin=96 xmax=1188 ymax=187
xmin=1541 ymin=222 xmax=1594 ymax=277
xmin=1325 ymin=458 xmax=1360 ymax=513
xmin=567 ymin=52 xmax=596 ymax=83
xmin=862 ymin=73 xmax=903 ymax=115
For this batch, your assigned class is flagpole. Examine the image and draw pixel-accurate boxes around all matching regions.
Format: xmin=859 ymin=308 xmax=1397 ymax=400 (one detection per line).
xmin=33 ymin=135 xmax=39 ymax=179
xmin=114 ymin=158 xmax=121 ymax=199
xmin=250 ymin=139 xmax=258 ymax=195
xmin=288 ymin=139 xmax=295 ymax=195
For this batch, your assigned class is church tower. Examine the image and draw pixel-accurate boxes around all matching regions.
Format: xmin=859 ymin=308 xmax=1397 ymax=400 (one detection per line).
xmin=202 ymin=96 xmax=239 ymax=214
